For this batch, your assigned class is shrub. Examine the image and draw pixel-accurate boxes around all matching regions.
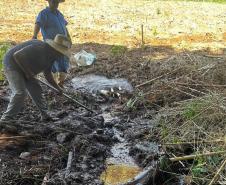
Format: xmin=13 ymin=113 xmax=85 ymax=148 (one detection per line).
xmin=0 ymin=43 xmax=11 ymax=80
xmin=110 ymin=45 xmax=127 ymax=57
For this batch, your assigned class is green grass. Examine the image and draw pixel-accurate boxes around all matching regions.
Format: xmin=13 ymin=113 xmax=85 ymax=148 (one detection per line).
xmin=110 ymin=45 xmax=127 ymax=57
xmin=0 ymin=43 xmax=11 ymax=80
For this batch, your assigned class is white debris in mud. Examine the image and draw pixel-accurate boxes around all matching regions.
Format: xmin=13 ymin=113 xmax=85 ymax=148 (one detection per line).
xmin=71 ymin=75 xmax=133 ymax=95
xmin=19 ymin=152 xmax=31 ymax=159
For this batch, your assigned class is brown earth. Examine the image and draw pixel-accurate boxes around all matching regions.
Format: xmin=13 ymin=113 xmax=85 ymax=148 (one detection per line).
xmin=0 ymin=0 xmax=225 ymax=51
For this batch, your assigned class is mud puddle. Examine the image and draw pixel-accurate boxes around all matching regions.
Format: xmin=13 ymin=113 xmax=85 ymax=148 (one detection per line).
xmin=71 ymin=75 xmax=133 ymax=95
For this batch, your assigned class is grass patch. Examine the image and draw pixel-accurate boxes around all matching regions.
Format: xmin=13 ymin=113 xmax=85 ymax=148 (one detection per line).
xmin=110 ymin=45 xmax=127 ymax=57
xmin=0 ymin=43 xmax=11 ymax=80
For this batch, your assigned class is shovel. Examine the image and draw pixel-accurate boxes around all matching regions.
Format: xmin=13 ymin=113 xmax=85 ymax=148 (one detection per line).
xmin=38 ymin=79 xmax=95 ymax=113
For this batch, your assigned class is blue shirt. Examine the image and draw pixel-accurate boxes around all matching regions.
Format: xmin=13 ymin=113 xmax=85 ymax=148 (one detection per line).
xmin=36 ymin=7 xmax=69 ymax=73
xmin=36 ymin=7 xmax=68 ymax=40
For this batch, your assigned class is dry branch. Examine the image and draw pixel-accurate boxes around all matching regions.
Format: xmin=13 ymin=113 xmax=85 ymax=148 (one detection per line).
xmin=65 ymin=151 xmax=73 ymax=178
xmin=175 ymin=82 xmax=226 ymax=88
xmin=170 ymin=151 xmax=226 ymax=162
xmin=135 ymin=68 xmax=180 ymax=88
xmin=162 ymin=138 xmax=226 ymax=146
xmin=208 ymin=158 xmax=226 ymax=185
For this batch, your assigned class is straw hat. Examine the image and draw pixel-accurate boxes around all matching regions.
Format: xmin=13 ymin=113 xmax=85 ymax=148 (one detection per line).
xmin=46 ymin=34 xmax=72 ymax=57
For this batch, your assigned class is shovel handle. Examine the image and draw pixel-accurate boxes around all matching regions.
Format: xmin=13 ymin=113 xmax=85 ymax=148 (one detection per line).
xmin=38 ymin=79 xmax=94 ymax=113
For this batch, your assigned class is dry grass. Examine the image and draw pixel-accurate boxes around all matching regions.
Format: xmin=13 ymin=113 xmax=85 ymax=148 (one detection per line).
xmin=0 ymin=0 xmax=225 ymax=51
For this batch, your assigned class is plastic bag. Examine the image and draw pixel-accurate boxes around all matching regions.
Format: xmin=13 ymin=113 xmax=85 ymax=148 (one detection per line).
xmin=70 ymin=50 xmax=96 ymax=67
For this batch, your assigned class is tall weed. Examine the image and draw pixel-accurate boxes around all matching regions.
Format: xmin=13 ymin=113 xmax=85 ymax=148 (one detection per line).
xmin=0 ymin=43 xmax=11 ymax=80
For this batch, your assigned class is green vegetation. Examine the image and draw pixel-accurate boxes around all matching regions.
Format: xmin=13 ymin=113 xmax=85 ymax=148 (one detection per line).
xmin=156 ymin=8 xmax=161 ymax=15
xmin=191 ymin=157 xmax=207 ymax=177
xmin=125 ymin=91 xmax=146 ymax=111
xmin=110 ymin=45 xmax=127 ymax=57
xmin=152 ymin=26 xmax=158 ymax=36
xmin=0 ymin=43 xmax=11 ymax=80
xmin=182 ymin=100 xmax=204 ymax=120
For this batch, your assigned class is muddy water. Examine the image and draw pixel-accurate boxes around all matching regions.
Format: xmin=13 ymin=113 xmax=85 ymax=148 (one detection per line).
xmin=101 ymin=112 xmax=141 ymax=185
xmin=71 ymin=75 xmax=147 ymax=184
xmin=71 ymin=75 xmax=133 ymax=95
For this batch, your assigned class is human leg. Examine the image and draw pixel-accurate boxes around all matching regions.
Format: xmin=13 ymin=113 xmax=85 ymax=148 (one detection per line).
xmin=1 ymin=70 xmax=27 ymax=120
xmin=25 ymin=77 xmax=49 ymax=119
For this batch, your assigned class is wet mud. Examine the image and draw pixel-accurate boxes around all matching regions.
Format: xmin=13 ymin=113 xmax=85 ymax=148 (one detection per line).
xmin=0 ymin=43 xmax=225 ymax=185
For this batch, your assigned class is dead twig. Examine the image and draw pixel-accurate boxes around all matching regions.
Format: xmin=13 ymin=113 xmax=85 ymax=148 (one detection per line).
xmin=162 ymin=138 xmax=226 ymax=146
xmin=174 ymin=82 xmax=226 ymax=88
xmin=203 ymin=54 xmax=225 ymax=59
xmin=167 ymin=85 xmax=197 ymax=98
xmin=170 ymin=151 xmax=226 ymax=162
xmin=208 ymin=158 xmax=226 ymax=185
xmin=65 ymin=151 xmax=73 ymax=178
xmin=135 ymin=68 xmax=180 ymax=88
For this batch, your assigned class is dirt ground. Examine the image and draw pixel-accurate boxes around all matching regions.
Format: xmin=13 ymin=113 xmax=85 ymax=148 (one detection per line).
xmin=0 ymin=42 xmax=226 ymax=185
xmin=0 ymin=0 xmax=225 ymax=51
xmin=0 ymin=0 xmax=226 ymax=185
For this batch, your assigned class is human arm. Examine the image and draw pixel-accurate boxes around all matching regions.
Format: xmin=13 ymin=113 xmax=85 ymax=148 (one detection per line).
xmin=33 ymin=10 xmax=47 ymax=39
xmin=43 ymin=69 xmax=63 ymax=93
xmin=32 ymin=23 xmax=40 ymax=39
xmin=66 ymin=27 xmax=72 ymax=43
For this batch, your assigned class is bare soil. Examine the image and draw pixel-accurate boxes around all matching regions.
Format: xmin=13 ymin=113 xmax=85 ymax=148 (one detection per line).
xmin=0 ymin=0 xmax=225 ymax=50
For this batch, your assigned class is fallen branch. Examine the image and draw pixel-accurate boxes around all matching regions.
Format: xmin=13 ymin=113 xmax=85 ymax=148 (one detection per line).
xmin=162 ymin=138 xmax=226 ymax=146
xmin=208 ymin=158 xmax=226 ymax=185
xmin=174 ymin=82 xmax=226 ymax=88
xmin=170 ymin=151 xmax=226 ymax=162
xmin=203 ymin=54 xmax=225 ymax=59
xmin=135 ymin=68 xmax=180 ymax=88
xmin=168 ymin=85 xmax=197 ymax=98
xmin=178 ymin=84 xmax=207 ymax=95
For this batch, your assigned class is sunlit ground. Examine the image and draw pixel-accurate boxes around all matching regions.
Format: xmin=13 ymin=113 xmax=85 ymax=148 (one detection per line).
xmin=0 ymin=0 xmax=225 ymax=52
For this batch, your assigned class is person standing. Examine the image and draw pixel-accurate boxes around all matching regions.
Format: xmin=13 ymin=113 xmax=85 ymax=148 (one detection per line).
xmin=32 ymin=0 xmax=71 ymax=87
